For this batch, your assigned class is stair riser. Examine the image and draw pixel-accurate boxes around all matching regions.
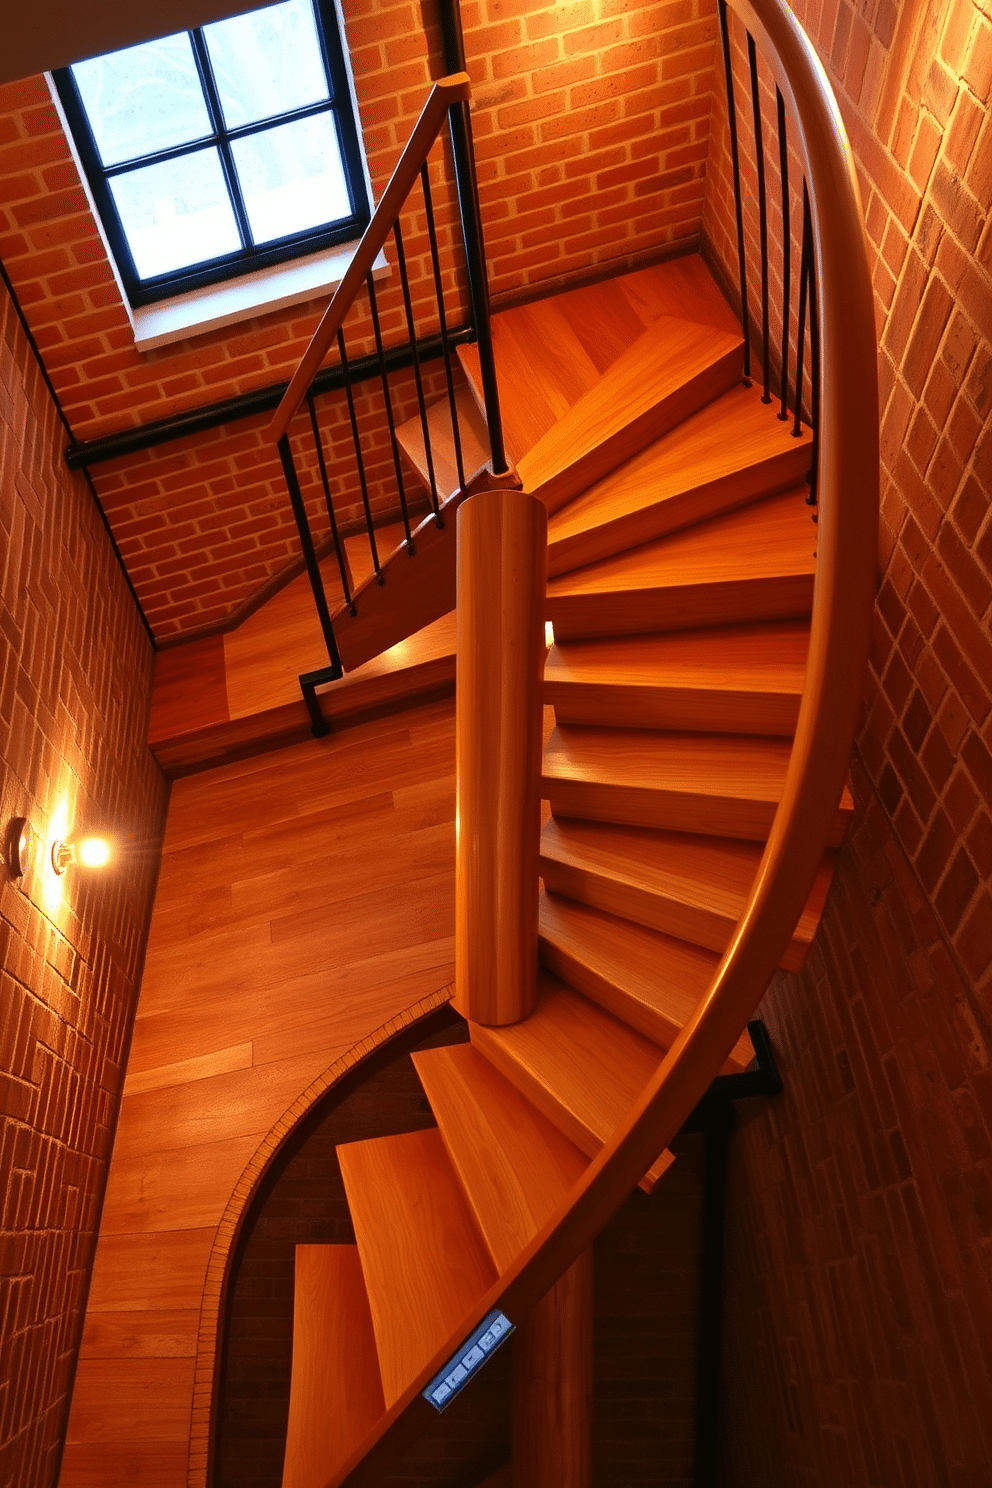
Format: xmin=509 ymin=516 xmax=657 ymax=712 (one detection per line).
xmin=528 ymin=347 xmax=744 ymax=516
xmin=544 ymin=680 xmax=801 ymax=736
xmin=544 ymin=780 xmax=779 ymax=840
xmin=538 ymin=936 xmax=685 ymax=1050
xmin=546 ymin=573 xmax=814 ymax=641
xmin=540 ymin=854 xmax=735 ymax=955
xmin=547 ymin=445 xmax=813 ymax=578
xmin=539 ymin=855 xmax=810 ymax=971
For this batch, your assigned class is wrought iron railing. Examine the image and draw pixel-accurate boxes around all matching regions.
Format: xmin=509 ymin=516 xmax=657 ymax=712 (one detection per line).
xmin=267 ymin=73 xmax=508 ymax=723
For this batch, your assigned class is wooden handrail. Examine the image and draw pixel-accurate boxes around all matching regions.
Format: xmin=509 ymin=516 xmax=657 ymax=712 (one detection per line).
xmin=267 ymin=72 xmax=472 ymax=445
xmin=327 ymin=0 xmax=878 ymax=1475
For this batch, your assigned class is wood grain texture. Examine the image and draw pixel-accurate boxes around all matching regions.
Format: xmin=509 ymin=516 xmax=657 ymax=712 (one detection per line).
xmin=517 ymin=318 xmax=744 ymax=515
xmin=545 ymin=487 xmax=818 ymax=640
xmin=513 ymin=1249 xmax=592 ymax=1488
xmin=411 ymin=1043 xmax=588 ymax=1273
xmin=469 ymin=976 xmax=675 ymax=1191
xmin=337 ymin=1127 xmax=497 ymax=1407
xmin=63 ymin=702 xmax=459 ymax=1487
xmin=394 ymin=379 xmax=492 ymax=500
xmin=545 ymin=381 xmax=813 ymax=577
xmin=543 ymin=722 xmax=852 ymax=844
xmin=454 ymin=489 xmax=547 ymax=1025
xmin=282 ymin=1246 xmax=386 ymax=1488
xmin=537 ymin=890 xmax=752 ymax=1070
xmin=544 ymin=621 xmax=809 ymax=736
xmin=539 ymin=817 xmax=834 ymax=973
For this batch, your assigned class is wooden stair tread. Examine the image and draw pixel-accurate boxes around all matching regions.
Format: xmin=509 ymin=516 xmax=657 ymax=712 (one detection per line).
xmin=540 ymin=816 xmax=833 ymax=973
xmin=546 ymin=382 xmax=813 ymax=576
xmin=544 ymin=621 xmax=808 ymax=735
xmin=542 ymin=722 xmax=853 ymax=844
xmin=538 ymin=888 xmax=753 ymax=1070
xmin=458 ymin=257 xmax=739 ymax=464
xmin=469 ymin=975 xmax=675 ymax=1193
xmin=516 ymin=314 xmax=744 ymax=514
xmin=282 ymin=1245 xmax=385 ymax=1488
xmin=546 ymin=487 xmax=818 ymax=639
xmin=412 ymin=1043 xmax=588 ymax=1274
xmin=394 ymin=382 xmax=491 ymax=501
xmin=337 ymin=1127 xmax=497 ymax=1407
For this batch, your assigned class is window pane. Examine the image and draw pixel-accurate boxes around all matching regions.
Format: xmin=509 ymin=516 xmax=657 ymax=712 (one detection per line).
xmin=109 ymin=149 xmax=242 ymax=279
xmin=72 ymin=35 xmax=211 ymax=167
xmin=231 ymin=113 xmax=349 ymax=244
xmin=203 ymin=0 xmax=329 ymax=130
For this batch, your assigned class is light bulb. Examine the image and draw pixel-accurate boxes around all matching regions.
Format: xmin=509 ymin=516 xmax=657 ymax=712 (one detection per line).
xmin=77 ymin=837 xmax=111 ymax=869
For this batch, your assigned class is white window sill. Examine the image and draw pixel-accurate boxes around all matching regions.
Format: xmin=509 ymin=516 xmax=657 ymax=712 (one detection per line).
xmin=131 ymin=243 xmax=389 ymax=352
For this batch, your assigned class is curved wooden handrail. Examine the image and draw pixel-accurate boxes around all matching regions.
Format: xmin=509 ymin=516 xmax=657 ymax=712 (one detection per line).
xmin=267 ymin=72 xmax=472 ymax=445
xmin=327 ymin=0 xmax=878 ymax=1477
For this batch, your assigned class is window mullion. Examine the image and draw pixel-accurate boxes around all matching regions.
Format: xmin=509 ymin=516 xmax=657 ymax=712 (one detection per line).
xmin=189 ymin=28 xmax=255 ymax=251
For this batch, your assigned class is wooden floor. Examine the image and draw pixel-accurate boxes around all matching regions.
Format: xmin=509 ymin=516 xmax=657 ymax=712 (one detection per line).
xmin=59 ymin=699 xmax=458 ymax=1488
xmin=149 ymin=522 xmax=456 ymax=777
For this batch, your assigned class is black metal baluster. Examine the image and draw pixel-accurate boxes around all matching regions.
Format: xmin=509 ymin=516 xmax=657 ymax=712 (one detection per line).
xmin=306 ymin=391 xmax=353 ymax=613
xmin=793 ymin=183 xmax=812 ymax=439
xmin=366 ymin=271 xmax=415 ymax=550
xmin=747 ymin=32 xmax=771 ymax=403
xmin=447 ymin=102 xmax=509 ymax=471
xmin=337 ymin=328 xmax=382 ymax=583
xmin=718 ymin=0 xmax=751 ymax=383
xmin=806 ymin=187 xmax=820 ymax=515
xmin=421 ymin=161 xmax=467 ymax=495
xmin=393 ymin=218 xmax=441 ymax=519
xmin=776 ymin=87 xmax=791 ymax=422
xmin=277 ymin=433 xmax=342 ymax=675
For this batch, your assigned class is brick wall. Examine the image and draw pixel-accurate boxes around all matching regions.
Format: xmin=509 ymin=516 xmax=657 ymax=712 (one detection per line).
xmin=0 ymin=0 xmax=719 ymax=643
xmin=700 ymin=0 xmax=992 ymax=1480
xmin=0 ymin=281 xmax=168 ymax=1488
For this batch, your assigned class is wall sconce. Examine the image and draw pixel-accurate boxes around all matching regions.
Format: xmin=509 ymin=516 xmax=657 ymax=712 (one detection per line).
xmin=4 ymin=816 xmax=112 ymax=879
xmin=51 ymin=834 xmax=112 ymax=875
xmin=5 ymin=816 xmax=34 ymax=878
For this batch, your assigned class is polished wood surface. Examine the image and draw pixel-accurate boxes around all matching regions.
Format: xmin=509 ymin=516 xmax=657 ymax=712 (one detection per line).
xmin=454 ymin=489 xmax=547 ymax=1025
xmin=544 ymin=621 xmax=808 ymax=736
xmin=337 ymin=1127 xmax=497 ymax=1407
xmin=411 ymin=1044 xmax=588 ymax=1274
xmin=63 ymin=701 xmax=459 ymax=1487
xmin=394 ymin=380 xmax=492 ymax=501
xmin=269 ymin=74 xmax=472 ymax=443
xmin=469 ymin=976 xmax=675 ymax=1192
xmin=459 ymin=255 xmax=741 ymax=465
xmin=282 ymin=1246 xmax=385 ymax=1488
xmin=545 ymin=382 xmax=812 ymax=577
xmin=513 ymin=1249 xmax=592 ymax=1488
xmin=544 ymin=723 xmax=852 ymax=844
xmin=546 ymin=487 xmax=817 ymax=640
xmin=540 ymin=818 xmax=833 ymax=973
xmin=517 ymin=317 xmax=744 ymax=515
xmin=538 ymin=890 xmax=752 ymax=1070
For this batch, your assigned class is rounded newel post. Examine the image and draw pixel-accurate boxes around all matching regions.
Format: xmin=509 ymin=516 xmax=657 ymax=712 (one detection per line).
xmin=512 ymin=1250 xmax=593 ymax=1488
xmin=454 ymin=485 xmax=547 ymax=1026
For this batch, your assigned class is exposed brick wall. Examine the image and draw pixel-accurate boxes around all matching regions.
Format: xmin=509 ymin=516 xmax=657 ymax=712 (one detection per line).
xmin=0 ymin=280 xmax=168 ymax=1488
xmin=699 ymin=0 xmax=992 ymax=1480
xmin=0 ymin=0 xmax=720 ymax=642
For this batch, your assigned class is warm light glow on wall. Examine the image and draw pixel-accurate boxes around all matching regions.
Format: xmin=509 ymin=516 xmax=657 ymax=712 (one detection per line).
xmin=42 ymin=796 xmax=70 ymax=914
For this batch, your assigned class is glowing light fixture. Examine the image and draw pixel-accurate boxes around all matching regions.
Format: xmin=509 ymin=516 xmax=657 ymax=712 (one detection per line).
xmin=51 ymin=834 xmax=113 ymax=875
xmin=5 ymin=817 xmax=35 ymax=879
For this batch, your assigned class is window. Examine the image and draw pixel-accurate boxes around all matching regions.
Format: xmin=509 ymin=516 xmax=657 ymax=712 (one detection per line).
xmin=53 ymin=0 xmax=369 ymax=308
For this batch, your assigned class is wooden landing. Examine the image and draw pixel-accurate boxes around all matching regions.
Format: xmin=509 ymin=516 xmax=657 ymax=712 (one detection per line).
xmin=148 ymin=525 xmax=456 ymax=776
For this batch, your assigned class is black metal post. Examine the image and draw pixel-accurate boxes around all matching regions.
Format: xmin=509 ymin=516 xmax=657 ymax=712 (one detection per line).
xmin=747 ymin=32 xmax=771 ymax=402
xmin=776 ymin=88 xmax=791 ymax=422
xmin=717 ymin=0 xmax=751 ymax=383
xmin=277 ymin=433 xmax=343 ymax=679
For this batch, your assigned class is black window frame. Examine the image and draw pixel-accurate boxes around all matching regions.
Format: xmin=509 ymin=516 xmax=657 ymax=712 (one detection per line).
xmin=53 ymin=0 xmax=370 ymax=308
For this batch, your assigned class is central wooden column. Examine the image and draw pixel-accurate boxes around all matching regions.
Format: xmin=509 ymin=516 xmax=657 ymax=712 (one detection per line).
xmin=453 ymin=484 xmax=547 ymax=1027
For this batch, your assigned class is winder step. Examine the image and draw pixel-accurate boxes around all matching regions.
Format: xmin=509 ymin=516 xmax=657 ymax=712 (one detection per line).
xmin=469 ymin=974 xmax=676 ymax=1193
